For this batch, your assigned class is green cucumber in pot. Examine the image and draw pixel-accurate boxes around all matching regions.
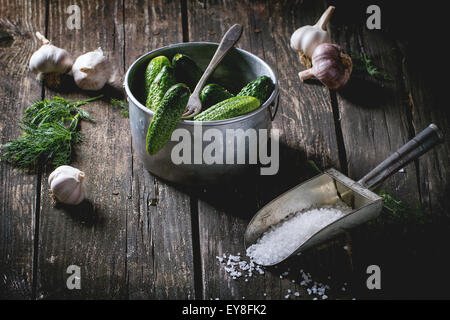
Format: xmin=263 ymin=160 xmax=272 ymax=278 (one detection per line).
xmin=146 ymin=65 xmax=176 ymax=111
xmin=200 ymin=83 xmax=234 ymax=110
xmin=194 ymin=96 xmax=260 ymax=121
xmin=172 ymin=53 xmax=203 ymax=91
xmin=237 ymin=76 xmax=274 ymax=103
xmin=144 ymin=56 xmax=171 ymax=98
xmin=146 ymin=84 xmax=190 ymax=155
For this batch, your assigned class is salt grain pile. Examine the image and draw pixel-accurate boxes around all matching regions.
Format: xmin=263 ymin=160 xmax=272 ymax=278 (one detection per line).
xmin=215 ymin=202 xmax=354 ymax=300
xmin=247 ymin=203 xmax=351 ymax=265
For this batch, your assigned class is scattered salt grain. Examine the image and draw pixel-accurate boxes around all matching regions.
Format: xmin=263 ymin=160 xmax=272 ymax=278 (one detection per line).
xmin=216 ymin=253 xmax=263 ymax=280
xmin=214 ymin=203 xmax=355 ymax=301
xmin=246 ymin=204 xmax=350 ymax=265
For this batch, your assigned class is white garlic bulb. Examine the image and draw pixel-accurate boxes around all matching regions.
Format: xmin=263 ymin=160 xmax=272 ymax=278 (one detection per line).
xmin=29 ymin=32 xmax=73 ymax=80
xmin=72 ymin=47 xmax=112 ymax=91
xmin=48 ymin=165 xmax=86 ymax=205
xmin=290 ymin=6 xmax=335 ymax=67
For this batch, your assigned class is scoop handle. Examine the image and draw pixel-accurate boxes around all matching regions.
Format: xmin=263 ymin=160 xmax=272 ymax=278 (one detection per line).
xmin=358 ymin=124 xmax=443 ymax=189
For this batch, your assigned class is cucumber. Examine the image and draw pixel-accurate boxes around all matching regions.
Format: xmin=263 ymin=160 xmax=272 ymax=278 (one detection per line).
xmin=237 ymin=76 xmax=274 ymax=103
xmin=200 ymin=83 xmax=234 ymax=110
xmin=146 ymin=84 xmax=190 ymax=155
xmin=194 ymin=96 xmax=260 ymax=121
xmin=144 ymin=56 xmax=171 ymax=98
xmin=172 ymin=53 xmax=202 ymax=91
xmin=146 ymin=65 xmax=176 ymax=111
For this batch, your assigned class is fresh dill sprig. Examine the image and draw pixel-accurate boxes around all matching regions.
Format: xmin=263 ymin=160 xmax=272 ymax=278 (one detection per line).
xmin=379 ymin=189 xmax=405 ymax=214
xmin=0 ymin=95 xmax=102 ymax=170
xmin=377 ymin=189 xmax=429 ymax=233
xmin=307 ymin=160 xmax=323 ymax=174
xmin=352 ymin=52 xmax=392 ymax=81
xmin=111 ymin=98 xmax=129 ymax=117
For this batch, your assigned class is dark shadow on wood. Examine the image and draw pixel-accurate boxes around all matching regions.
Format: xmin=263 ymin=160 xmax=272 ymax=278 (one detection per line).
xmin=158 ymin=141 xmax=325 ymax=220
xmin=261 ymin=234 xmax=356 ymax=299
xmin=43 ymin=74 xmax=125 ymax=102
xmin=337 ymin=75 xmax=394 ymax=109
xmin=54 ymin=199 xmax=105 ymax=228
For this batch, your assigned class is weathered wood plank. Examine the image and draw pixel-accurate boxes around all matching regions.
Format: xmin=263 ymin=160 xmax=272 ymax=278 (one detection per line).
xmin=0 ymin=0 xmax=46 ymax=299
xmin=397 ymin=29 xmax=450 ymax=296
xmin=188 ymin=0 xmax=348 ymax=300
xmin=399 ymin=44 xmax=450 ymax=218
xmin=35 ymin=0 xmax=131 ymax=299
xmin=124 ymin=0 xmax=196 ymax=299
xmin=329 ymin=3 xmax=420 ymax=203
xmin=327 ymin=1 xmax=426 ymax=297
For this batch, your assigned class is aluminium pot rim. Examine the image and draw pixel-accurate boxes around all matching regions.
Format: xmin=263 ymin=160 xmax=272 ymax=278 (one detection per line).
xmin=124 ymin=41 xmax=279 ymax=126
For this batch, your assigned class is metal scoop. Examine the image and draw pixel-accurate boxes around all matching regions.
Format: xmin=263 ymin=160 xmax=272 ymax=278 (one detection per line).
xmin=245 ymin=124 xmax=443 ymax=266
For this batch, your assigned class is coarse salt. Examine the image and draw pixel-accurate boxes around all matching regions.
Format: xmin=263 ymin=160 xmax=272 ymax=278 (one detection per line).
xmin=246 ymin=204 xmax=350 ymax=265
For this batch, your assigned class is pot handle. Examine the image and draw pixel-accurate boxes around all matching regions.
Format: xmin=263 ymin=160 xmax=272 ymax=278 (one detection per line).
xmin=269 ymin=92 xmax=280 ymax=121
xmin=358 ymin=124 xmax=443 ymax=190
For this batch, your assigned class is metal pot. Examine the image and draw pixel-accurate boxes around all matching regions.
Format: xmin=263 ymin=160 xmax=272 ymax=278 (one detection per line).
xmin=124 ymin=42 xmax=279 ymax=185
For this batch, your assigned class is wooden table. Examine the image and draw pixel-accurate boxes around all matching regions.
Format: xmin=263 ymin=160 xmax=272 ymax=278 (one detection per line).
xmin=1 ymin=0 xmax=449 ymax=299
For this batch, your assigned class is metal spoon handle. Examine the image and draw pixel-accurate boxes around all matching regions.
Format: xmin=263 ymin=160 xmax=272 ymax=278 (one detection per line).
xmin=191 ymin=24 xmax=243 ymax=97
xmin=358 ymin=124 xmax=443 ymax=189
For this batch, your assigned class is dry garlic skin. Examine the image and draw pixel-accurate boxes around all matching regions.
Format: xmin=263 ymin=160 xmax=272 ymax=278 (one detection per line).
xmin=29 ymin=45 xmax=73 ymax=75
xmin=48 ymin=165 xmax=85 ymax=205
xmin=29 ymin=32 xmax=73 ymax=80
xmin=290 ymin=25 xmax=330 ymax=58
xmin=72 ymin=48 xmax=112 ymax=91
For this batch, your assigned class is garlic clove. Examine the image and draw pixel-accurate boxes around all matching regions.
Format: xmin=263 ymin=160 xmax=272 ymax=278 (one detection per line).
xmin=72 ymin=47 xmax=112 ymax=91
xmin=29 ymin=32 xmax=73 ymax=79
xmin=48 ymin=165 xmax=86 ymax=205
xmin=290 ymin=6 xmax=335 ymax=68
xmin=298 ymin=43 xmax=352 ymax=90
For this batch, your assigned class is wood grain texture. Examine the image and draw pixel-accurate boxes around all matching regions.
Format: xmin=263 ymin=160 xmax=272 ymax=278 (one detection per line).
xmin=124 ymin=0 xmax=196 ymax=299
xmin=0 ymin=0 xmax=46 ymax=299
xmin=0 ymin=0 xmax=448 ymax=300
xmin=36 ymin=0 xmax=130 ymax=299
xmin=188 ymin=0 xmax=349 ymax=300
xmin=326 ymin=0 xmax=440 ymax=298
xmin=328 ymin=1 xmax=420 ymax=204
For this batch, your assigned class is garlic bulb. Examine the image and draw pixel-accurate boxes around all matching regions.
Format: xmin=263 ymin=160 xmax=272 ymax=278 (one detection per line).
xmin=290 ymin=6 xmax=335 ymax=68
xmin=48 ymin=165 xmax=86 ymax=205
xmin=29 ymin=32 xmax=73 ymax=80
xmin=298 ymin=43 xmax=352 ymax=90
xmin=72 ymin=47 xmax=112 ymax=91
